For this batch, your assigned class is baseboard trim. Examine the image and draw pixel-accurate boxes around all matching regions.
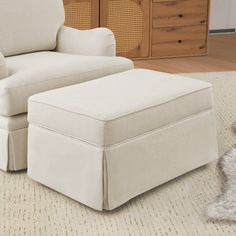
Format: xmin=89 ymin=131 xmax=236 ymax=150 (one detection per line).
xmin=209 ymin=29 xmax=236 ymax=35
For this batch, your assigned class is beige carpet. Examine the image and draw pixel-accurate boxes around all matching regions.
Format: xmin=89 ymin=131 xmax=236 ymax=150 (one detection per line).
xmin=0 ymin=71 xmax=236 ymax=236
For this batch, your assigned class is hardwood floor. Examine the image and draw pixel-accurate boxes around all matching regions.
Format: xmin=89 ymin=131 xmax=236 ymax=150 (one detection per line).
xmin=134 ymin=34 xmax=236 ymax=73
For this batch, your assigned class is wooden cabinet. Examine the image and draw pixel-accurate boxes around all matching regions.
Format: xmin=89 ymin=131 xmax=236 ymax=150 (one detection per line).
xmin=64 ymin=0 xmax=99 ymax=29
xmin=63 ymin=0 xmax=210 ymax=59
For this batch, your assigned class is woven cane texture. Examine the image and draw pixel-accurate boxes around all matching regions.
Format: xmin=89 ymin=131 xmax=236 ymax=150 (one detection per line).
xmin=0 ymin=71 xmax=236 ymax=235
xmin=64 ymin=0 xmax=92 ymax=30
xmin=106 ymin=0 xmax=143 ymax=55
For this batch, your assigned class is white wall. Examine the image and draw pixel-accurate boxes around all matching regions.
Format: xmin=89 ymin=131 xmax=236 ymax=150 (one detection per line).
xmin=210 ymin=0 xmax=236 ymax=30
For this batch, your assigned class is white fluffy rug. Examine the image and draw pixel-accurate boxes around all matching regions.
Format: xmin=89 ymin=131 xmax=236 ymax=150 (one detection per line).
xmin=207 ymin=148 xmax=236 ymax=221
xmin=0 ymin=71 xmax=236 ymax=235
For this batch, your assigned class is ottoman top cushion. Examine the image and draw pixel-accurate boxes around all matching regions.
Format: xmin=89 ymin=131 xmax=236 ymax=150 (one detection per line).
xmin=28 ymin=69 xmax=213 ymax=147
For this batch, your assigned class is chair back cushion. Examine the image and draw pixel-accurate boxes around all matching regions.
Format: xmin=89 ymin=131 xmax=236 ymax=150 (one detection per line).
xmin=0 ymin=0 xmax=65 ymax=56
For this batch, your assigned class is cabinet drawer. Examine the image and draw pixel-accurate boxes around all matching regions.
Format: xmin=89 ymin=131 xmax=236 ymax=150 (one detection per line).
xmin=153 ymin=0 xmax=208 ymax=27
xmin=152 ymin=25 xmax=207 ymax=57
xmin=152 ymin=40 xmax=206 ymax=57
xmin=152 ymin=25 xmax=207 ymax=44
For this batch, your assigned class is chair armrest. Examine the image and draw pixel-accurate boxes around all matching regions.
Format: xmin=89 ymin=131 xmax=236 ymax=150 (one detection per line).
xmin=0 ymin=52 xmax=8 ymax=80
xmin=56 ymin=26 xmax=116 ymax=56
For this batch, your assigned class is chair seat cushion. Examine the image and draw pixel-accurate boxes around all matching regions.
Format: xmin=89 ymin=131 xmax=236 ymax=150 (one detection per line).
xmin=28 ymin=69 xmax=213 ymax=147
xmin=0 ymin=52 xmax=133 ymax=116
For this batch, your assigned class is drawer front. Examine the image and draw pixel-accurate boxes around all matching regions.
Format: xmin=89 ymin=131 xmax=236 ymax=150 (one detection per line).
xmin=152 ymin=25 xmax=207 ymax=57
xmin=152 ymin=25 xmax=207 ymax=44
xmin=153 ymin=0 xmax=208 ymax=27
xmin=152 ymin=41 xmax=206 ymax=57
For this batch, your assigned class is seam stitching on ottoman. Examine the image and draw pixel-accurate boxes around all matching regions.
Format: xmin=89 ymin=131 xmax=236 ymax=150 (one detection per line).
xmin=29 ymin=86 xmax=212 ymax=122
xmin=29 ymin=108 xmax=214 ymax=149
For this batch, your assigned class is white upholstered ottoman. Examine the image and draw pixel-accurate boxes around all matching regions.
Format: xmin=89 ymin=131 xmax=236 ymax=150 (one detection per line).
xmin=27 ymin=69 xmax=218 ymax=211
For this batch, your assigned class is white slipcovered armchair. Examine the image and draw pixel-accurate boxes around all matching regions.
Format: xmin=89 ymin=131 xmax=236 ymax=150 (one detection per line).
xmin=0 ymin=0 xmax=133 ymax=171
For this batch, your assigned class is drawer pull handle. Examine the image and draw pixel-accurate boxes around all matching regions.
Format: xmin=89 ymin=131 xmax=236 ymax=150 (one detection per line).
xmin=199 ymin=45 xmax=205 ymax=49
xmin=178 ymin=40 xmax=182 ymax=43
xmin=137 ymin=0 xmax=142 ymax=5
xmin=179 ymin=14 xmax=183 ymax=18
xmin=200 ymin=20 xmax=206 ymax=24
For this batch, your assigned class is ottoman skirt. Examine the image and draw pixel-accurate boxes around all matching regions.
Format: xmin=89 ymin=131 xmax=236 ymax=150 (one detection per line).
xmin=0 ymin=113 xmax=28 ymax=171
xmin=28 ymin=109 xmax=217 ymax=211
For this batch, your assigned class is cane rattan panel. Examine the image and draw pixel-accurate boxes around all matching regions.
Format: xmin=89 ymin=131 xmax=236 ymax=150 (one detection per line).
xmin=100 ymin=0 xmax=150 ymax=58
xmin=106 ymin=0 xmax=143 ymax=55
xmin=64 ymin=0 xmax=93 ymax=30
